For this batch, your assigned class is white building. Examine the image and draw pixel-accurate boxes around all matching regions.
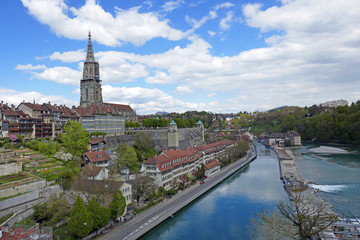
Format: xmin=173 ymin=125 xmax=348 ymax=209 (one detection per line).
xmin=141 ymin=140 xmax=236 ymax=189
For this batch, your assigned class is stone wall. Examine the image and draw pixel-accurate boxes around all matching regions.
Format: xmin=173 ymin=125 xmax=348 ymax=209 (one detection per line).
xmin=0 ymin=178 xmax=47 ymax=199
xmin=105 ymin=127 xmax=205 ymax=152
xmin=0 ymin=162 xmax=22 ymax=176
xmin=0 ymin=185 xmax=62 ymax=218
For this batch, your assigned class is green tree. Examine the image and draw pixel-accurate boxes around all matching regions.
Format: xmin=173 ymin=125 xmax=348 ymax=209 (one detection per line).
xmin=38 ymin=141 xmax=60 ymax=155
xmin=90 ymin=131 xmax=107 ymax=137
xmin=87 ymin=197 xmax=110 ymax=231
xmin=68 ymin=195 xmax=93 ymax=238
xmin=134 ymin=133 xmax=151 ymax=150
xmin=109 ymin=190 xmax=126 ymax=220
xmin=61 ymin=120 xmax=89 ymax=158
xmin=117 ymin=145 xmax=139 ymax=174
xmin=33 ymin=203 xmax=50 ymax=223
xmin=48 ymin=194 xmax=71 ymax=224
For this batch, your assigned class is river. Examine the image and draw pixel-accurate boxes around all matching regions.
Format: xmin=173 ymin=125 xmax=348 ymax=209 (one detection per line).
xmin=140 ymin=143 xmax=288 ymax=239
xmin=294 ymin=143 xmax=360 ymax=218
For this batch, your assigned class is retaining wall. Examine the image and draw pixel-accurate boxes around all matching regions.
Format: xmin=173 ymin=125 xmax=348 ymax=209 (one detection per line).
xmin=0 ymin=162 xmax=22 ymax=176
xmin=0 ymin=185 xmax=62 ymax=218
xmin=0 ymin=178 xmax=47 ymax=199
xmin=105 ymin=128 xmax=205 ymax=152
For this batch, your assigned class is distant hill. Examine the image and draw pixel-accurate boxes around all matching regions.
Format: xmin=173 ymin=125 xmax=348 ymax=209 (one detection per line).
xmin=266 ymin=106 xmax=288 ymax=113
xmin=155 ymin=111 xmax=169 ymax=115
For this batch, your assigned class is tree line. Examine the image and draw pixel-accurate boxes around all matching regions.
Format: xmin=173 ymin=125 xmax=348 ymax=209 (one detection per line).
xmin=235 ymin=101 xmax=360 ymax=145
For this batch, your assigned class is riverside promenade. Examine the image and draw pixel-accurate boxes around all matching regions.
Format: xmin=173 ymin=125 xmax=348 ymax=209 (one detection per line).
xmin=100 ymin=144 xmax=257 ymax=240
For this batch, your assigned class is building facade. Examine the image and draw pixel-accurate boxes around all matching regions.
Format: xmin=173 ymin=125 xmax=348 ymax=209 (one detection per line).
xmin=141 ymin=140 xmax=236 ymax=189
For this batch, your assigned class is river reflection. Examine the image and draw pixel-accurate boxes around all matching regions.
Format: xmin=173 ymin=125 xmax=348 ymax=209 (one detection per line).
xmin=141 ymin=143 xmax=288 ymax=240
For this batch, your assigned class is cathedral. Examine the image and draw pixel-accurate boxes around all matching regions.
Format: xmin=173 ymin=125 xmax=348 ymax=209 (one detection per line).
xmin=73 ymin=32 xmax=137 ymax=135
xmin=80 ymin=31 xmax=103 ymax=107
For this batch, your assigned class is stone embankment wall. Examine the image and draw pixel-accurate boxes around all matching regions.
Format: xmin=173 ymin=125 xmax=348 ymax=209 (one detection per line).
xmin=0 ymin=178 xmax=47 ymax=199
xmin=0 ymin=162 xmax=22 ymax=176
xmin=0 ymin=185 xmax=62 ymax=219
xmin=105 ymin=128 xmax=205 ymax=152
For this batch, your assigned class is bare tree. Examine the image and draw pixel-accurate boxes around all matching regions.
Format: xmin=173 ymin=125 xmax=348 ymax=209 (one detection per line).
xmin=278 ymin=194 xmax=338 ymax=240
xmin=251 ymin=194 xmax=338 ymax=240
xmin=250 ymin=209 xmax=296 ymax=240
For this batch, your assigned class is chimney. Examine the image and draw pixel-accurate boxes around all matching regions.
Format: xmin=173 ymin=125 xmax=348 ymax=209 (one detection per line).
xmin=11 ymin=104 xmax=15 ymax=111
xmin=9 ymin=228 xmax=14 ymax=237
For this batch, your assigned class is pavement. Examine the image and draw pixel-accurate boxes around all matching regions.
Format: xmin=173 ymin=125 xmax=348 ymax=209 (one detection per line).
xmin=99 ymin=145 xmax=257 ymax=240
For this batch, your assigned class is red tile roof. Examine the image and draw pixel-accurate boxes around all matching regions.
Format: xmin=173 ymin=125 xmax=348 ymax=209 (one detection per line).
xmin=85 ymin=150 xmax=111 ymax=163
xmin=103 ymin=102 xmax=133 ymax=112
xmin=205 ymin=160 xmax=220 ymax=170
xmin=143 ymin=140 xmax=235 ymax=172
xmin=2 ymin=109 xmax=27 ymax=117
xmin=0 ymin=227 xmax=36 ymax=240
xmin=43 ymin=103 xmax=58 ymax=112
xmin=20 ymin=102 xmax=45 ymax=111
xmin=90 ymin=138 xmax=106 ymax=145
xmin=83 ymin=164 xmax=103 ymax=177
xmin=72 ymin=103 xmax=134 ymax=117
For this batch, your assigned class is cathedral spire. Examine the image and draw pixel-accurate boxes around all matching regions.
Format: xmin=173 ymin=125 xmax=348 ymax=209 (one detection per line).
xmin=80 ymin=31 xmax=103 ymax=107
xmin=86 ymin=31 xmax=95 ymax=62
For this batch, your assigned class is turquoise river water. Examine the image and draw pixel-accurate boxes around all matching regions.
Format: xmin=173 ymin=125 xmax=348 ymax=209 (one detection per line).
xmin=294 ymin=143 xmax=360 ymax=218
xmin=141 ymin=142 xmax=360 ymax=239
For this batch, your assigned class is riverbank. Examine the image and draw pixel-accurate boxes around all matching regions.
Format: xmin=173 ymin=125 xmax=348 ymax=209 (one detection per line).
xmin=100 ymin=144 xmax=257 ymax=240
xmin=272 ymin=146 xmax=335 ymax=214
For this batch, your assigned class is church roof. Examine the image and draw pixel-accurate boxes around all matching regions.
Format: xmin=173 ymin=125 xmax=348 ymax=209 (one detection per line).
xmin=73 ymin=103 xmax=134 ymax=116
xmin=103 ymin=102 xmax=134 ymax=112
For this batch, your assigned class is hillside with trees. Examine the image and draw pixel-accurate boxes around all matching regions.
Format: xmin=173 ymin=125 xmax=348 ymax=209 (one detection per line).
xmin=235 ymin=101 xmax=360 ymax=145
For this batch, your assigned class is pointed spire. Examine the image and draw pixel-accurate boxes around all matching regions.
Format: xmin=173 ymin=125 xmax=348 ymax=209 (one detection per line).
xmin=86 ymin=30 xmax=95 ymax=62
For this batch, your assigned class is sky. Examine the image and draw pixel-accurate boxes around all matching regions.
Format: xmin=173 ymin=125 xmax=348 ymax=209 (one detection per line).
xmin=0 ymin=0 xmax=359 ymax=115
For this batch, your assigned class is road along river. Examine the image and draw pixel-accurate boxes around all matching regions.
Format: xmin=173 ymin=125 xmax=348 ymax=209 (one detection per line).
xmin=140 ymin=142 xmax=288 ymax=240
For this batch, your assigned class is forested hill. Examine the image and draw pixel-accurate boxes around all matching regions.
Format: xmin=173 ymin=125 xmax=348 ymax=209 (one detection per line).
xmin=234 ymin=101 xmax=360 ymax=145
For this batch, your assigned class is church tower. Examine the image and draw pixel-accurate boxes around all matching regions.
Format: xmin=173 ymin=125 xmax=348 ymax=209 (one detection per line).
xmin=80 ymin=31 xmax=103 ymax=107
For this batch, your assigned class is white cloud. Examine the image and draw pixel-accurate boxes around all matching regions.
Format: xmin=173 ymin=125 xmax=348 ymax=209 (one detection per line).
xmin=219 ymin=11 xmax=234 ymax=30
xmin=96 ymin=51 xmax=148 ymax=83
xmin=176 ymin=85 xmax=193 ymax=94
xmin=16 ymin=0 xmax=360 ymax=114
xmin=49 ymin=49 xmax=85 ymax=62
xmin=15 ymin=64 xmax=47 ymax=71
xmin=208 ymin=31 xmax=216 ymax=37
xmin=102 ymin=85 xmax=204 ymax=114
xmin=0 ymin=87 xmax=77 ymax=107
xmin=214 ymin=2 xmax=234 ymax=10
xmin=162 ymin=0 xmax=185 ymax=12
xmin=34 ymin=67 xmax=81 ymax=85
xmin=21 ymin=0 xmax=186 ymax=47
xmin=185 ymin=11 xmax=217 ymax=32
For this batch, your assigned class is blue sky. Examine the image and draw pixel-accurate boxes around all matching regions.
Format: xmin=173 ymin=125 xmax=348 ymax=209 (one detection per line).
xmin=1 ymin=0 xmax=359 ymax=114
